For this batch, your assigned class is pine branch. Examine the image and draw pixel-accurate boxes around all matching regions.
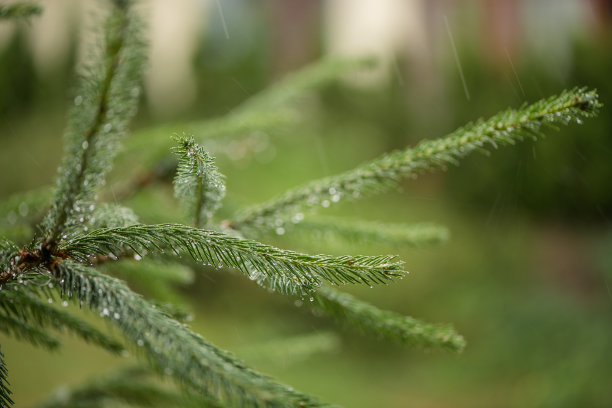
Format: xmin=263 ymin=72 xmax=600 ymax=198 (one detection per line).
xmin=123 ymin=58 xmax=375 ymax=163
xmin=173 ymin=135 xmax=225 ymax=227
xmin=38 ymin=366 xmax=205 ymax=408
xmin=314 ymin=287 xmax=465 ymax=352
xmin=246 ymin=272 xmax=464 ymax=352
xmin=0 ymin=346 xmax=13 ymax=408
xmin=0 ymin=312 xmax=60 ymax=350
xmin=49 ymin=261 xmax=328 ymax=408
xmin=232 ymin=88 xmax=601 ymax=233
xmin=0 ymin=289 xmax=124 ymax=354
xmin=60 ymin=224 xmax=404 ymax=289
xmin=284 ymin=217 xmax=450 ymax=247
xmin=0 ymin=3 xmax=41 ymax=20
xmin=41 ymin=0 xmax=145 ymax=243
xmin=237 ymin=331 xmax=341 ymax=366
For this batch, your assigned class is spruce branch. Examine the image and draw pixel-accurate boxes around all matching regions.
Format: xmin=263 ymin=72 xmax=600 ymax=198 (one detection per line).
xmin=38 ymin=366 xmax=204 ymax=408
xmin=314 ymin=287 xmax=465 ymax=352
xmin=247 ymin=272 xmax=464 ymax=352
xmin=50 ymin=261 xmax=327 ymax=408
xmin=41 ymin=0 xmax=145 ymax=243
xmin=0 ymin=289 xmax=124 ymax=354
xmin=237 ymin=331 xmax=341 ymax=366
xmin=287 ymin=217 xmax=450 ymax=247
xmin=0 ymin=3 xmax=42 ymax=20
xmin=173 ymin=135 xmax=225 ymax=227
xmin=0 ymin=312 xmax=60 ymax=350
xmin=0 ymin=347 xmax=13 ymax=408
xmin=60 ymin=224 xmax=404 ymax=289
xmin=123 ymin=58 xmax=375 ymax=162
xmin=232 ymin=88 xmax=601 ymax=233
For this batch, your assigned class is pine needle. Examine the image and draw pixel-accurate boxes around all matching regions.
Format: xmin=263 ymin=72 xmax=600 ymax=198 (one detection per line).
xmin=50 ymin=261 xmax=328 ymax=408
xmin=315 ymin=287 xmax=465 ymax=352
xmin=41 ymin=1 xmax=145 ymax=242
xmin=0 ymin=347 xmax=13 ymax=408
xmin=232 ymin=88 xmax=601 ymax=233
xmin=172 ymin=135 xmax=225 ymax=227
xmin=60 ymin=224 xmax=405 ymax=289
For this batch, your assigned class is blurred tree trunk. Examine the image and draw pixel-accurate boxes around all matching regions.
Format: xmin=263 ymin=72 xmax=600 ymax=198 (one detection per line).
xmin=269 ymin=0 xmax=321 ymax=77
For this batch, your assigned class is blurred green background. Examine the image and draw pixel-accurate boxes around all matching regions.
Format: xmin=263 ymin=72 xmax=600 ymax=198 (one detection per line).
xmin=1 ymin=1 xmax=612 ymax=407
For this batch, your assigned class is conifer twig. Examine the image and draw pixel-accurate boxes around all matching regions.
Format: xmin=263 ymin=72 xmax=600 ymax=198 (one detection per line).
xmin=46 ymin=261 xmax=327 ymax=408
xmin=287 ymin=217 xmax=449 ymax=247
xmin=232 ymin=88 xmax=601 ymax=233
xmin=0 ymin=347 xmax=13 ymax=408
xmin=60 ymin=224 xmax=404 ymax=289
xmin=41 ymin=0 xmax=145 ymax=243
xmin=124 ymin=58 xmax=375 ymax=159
xmin=248 ymin=271 xmax=464 ymax=352
xmin=314 ymin=287 xmax=465 ymax=352
xmin=0 ymin=290 xmax=124 ymax=354
xmin=37 ymin=366 xmax=204 ymax=408
xmin=0 ymin=313 xmax=60 ymax=350
xmin=173 ymin=135 xmax=225 ymax=227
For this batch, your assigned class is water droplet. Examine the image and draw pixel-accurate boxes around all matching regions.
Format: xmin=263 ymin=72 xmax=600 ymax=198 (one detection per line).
xmin=18 ymin=202 xmax=29 ymax=217
xmin=47 ymin=298 xmax=53 ymax=303
xmin=113 ymin=312 xmax=120 ymax=320
xmin=309 ymin=297 xmax=314 ymax=302
xmin=101 ymin=308 xmax=110 ymax=317
xmin=103 ymin=123 xmax=112 ymax=133
xmin=48 ymin=282 xmax=54 ymax=289
xmin=133 ymin=254 xmax=142 ymax=261
xmin=331 ymin=194 xmax=341 ymax=203
xmin=61 ymin=301 xmax=69 ymax=307
xmin=321 ymin=200 xmax=330 ymax=208
xmin=292 ymin=213 xmax=304 ymax=223
xmin=74 ymin=95 xmax=83 ymax=106
xmin=136 ymin=339 xmax=144 ymax=347
xmin=82 ymin=141 xmax=89 ymax=150
xmin=6 ymin=211 xmax=17 ymax=225
xmin=275 ymin=227 xmax=285 ymax=235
